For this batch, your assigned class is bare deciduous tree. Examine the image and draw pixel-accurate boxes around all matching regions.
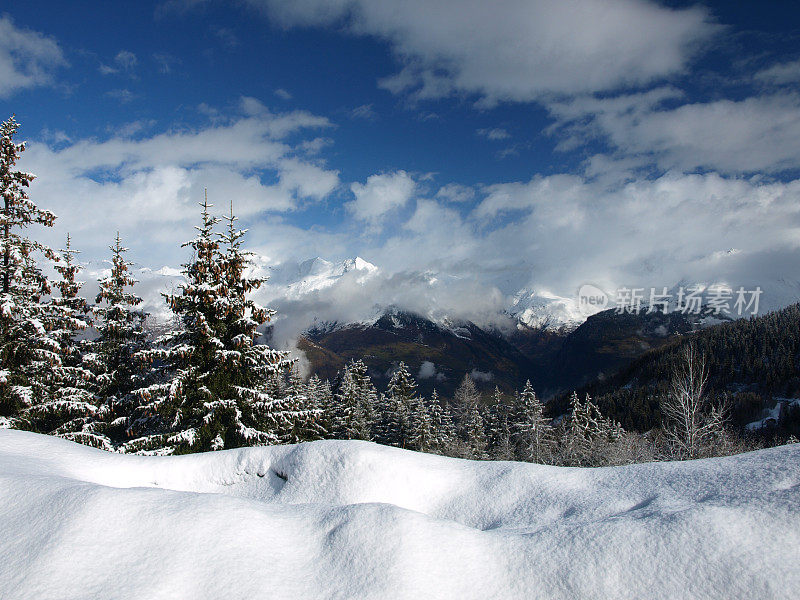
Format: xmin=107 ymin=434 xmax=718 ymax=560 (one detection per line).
xmin=661 ymin=344 xmax=726 ymax=459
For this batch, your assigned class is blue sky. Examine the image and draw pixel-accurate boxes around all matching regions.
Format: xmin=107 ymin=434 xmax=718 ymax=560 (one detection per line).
xmin=2 ymin=0 xmax=800 ymax=323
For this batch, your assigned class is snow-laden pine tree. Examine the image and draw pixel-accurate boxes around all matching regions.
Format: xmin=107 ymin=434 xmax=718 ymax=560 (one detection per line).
xmin=384 ymin=362 xmax=418 ymax=447
xmin=560 ymin=392 xmax=624 ymax=466
xmin=427 ymin=388 xmax=457 ymax=455
xmin=463 ymin=401 xmax=488 ymax=459
xmin=24 ymin=235 xmax=108 ymax=446
xmin=281 ymin=366 xmax=325 ymax=443
xmin=0 ymin=116 xmax=60 ymax=427
xmin=84 ymin=233 xmax=148 ymax=444
xmin=486 ymin=386 xmax=513 ymax=460
xmin=512 ymin=380 xmax=552 ymax=463
xmin=332 ymin=359 xmax=376 ymax=440
xmin=409 ymin=396 xmax=434 ymax=451
xmin=127 ymin=198 xmax=300 ymax=454
xmin=453 ymin=374 xmax=487 ymax=458
xmin=304 ymin=373 xmax=334 ymax=438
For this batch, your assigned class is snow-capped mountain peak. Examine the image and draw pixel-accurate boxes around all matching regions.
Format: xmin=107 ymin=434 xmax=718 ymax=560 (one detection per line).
xmin=270 ymin=256 xmax=380 ymax=299
xmin=507 ymin=288 xmax=585 ymax=331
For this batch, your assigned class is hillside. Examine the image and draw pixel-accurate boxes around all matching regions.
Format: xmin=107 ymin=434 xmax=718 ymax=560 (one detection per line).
xmin=296 ymin=307 xmax=722 ymax=398
xmin=297 ymin=310 xmax=537 ymax=397
xmin=2 ymin=430 xmax=799 ymax=599
xmin=555 ymin=304 xmax=800 ymax=434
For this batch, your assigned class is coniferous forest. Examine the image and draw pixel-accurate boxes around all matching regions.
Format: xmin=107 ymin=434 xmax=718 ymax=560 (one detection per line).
xmin=0 ymin=115 xmax=794 ymax=464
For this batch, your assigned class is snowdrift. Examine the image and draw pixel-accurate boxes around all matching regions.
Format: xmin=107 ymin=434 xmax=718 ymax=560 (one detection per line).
xmin=1 ymin=430 xmax=798 ymax=599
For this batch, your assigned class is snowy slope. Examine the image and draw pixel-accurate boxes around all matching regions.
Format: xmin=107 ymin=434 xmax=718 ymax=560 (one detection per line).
xmin=266 ymin=256 xmax=379 ymax=300
xmin=1 ymin=431 xmax=798 ymax=599
xmin=507 ymin=287 xmax=585 ymax=331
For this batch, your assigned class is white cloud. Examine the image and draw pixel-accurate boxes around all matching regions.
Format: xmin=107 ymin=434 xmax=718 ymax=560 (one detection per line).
xmin=347 ymin=170 xmax=416 ymax=227
xmin=755 ymin=59 xmax=800 ymax=85
xmin=436 ymin=183 xmax=475 ymax=204
xmin=470 ymin=369 xmax=493 ymax=382
xmin=111 ymin=119 xmax=157 ymax=138
xmin=350 ymin=104 xmax=378 ymax=120
xmin=418 ymin=361 xmax=436 ymax=379
xmin=549 ymin=90 xmax=800 ymax=173
xmin=350 ymin=171 xmax=800 ymax=324
xmin=115 ymin=50 xmax=137 ymax=70
xmin=99 ymin=50 xmax=138 ymax=75
xmin=274 ymin=88 xmax=292 ymax=100
xmin=241 ymin=0 xmax=718 ymax=104
xmin=244 ymin=164 xmax=800 ymax=345
xmin=19 ymin=103 xmax=340 ymax=265
xmin=477 ymin=128 xmax=510 ymax=141
xmin=0 ymin=16 xmax=66 ymax=98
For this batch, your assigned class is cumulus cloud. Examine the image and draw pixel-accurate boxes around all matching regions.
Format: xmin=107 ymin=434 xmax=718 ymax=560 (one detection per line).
xmin=19 ymin=101 xmax=340 ymax=265
xmin=0 ymin=16 xmax=66 ymax=98
xmin=326 ymin=171 xmax=800 ymax=331
xmin=548 ymin=90 xmax=800 ymax=174
xmin=347 ymin=170 xmax=416 ymax=228
xmin=238 ymin=0 xmax=718 ymax=104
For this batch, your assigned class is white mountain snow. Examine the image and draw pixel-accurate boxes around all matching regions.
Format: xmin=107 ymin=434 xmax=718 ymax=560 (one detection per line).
xmin=506 ymin=287 xmax=586 ymax=331
xmin=1 ymin=430 xmax=798 ymax=599
xmin=266 ymin=256 xmax=380 ymax=299
xmin=75 ymin=254 xmax=800 ymax=341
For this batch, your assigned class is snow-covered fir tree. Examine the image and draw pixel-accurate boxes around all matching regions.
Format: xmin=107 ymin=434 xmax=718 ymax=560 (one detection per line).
xmin=463 ymin=401 xmax=488 ymax=459
xmin=486 ymin=386 xmax=513 ymax=460
xmin=304 ymin=373 xmax=334 ymax=438
xmin=384 ymin=362 xmax=418 ymax=447
xmin=453 ymin=374 xmax=488 ymax=458
xmin=25 ymin=235 xmax=107 ymax=446
xmin=85 ymin=233 xmax=148 ymax=444
xmin=128 ymin=198 xmax=301 ymax=454
xmin=511 ymin=380 xmax=552 ymax=463
xmin=561 ymin=392 xmax=624 ymax=466
xmin=409 ymin=396 xmax=434 ymax=451
xmin=332 ymin=359 xmax=376 ymax=440
xmin=427 ymin=389 xmax=457 ymax=455
xmin=281 ymin=366 xmax=325 ymax=443
xmin=0 ymin=116 xmax=60 ymax=427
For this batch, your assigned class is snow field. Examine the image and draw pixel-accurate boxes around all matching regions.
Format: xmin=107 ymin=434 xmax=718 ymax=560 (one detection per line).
xmin=1 ymin=430 xmax=799 ymax=599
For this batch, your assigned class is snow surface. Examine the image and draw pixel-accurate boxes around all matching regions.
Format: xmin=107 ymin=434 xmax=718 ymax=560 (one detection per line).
xmin=3 ymin=431 xmax=798 ymax=599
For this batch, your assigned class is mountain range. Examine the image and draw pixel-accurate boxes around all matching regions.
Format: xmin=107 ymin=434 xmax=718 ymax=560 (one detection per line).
xmin=79 ymin=255 xmax=799 ymax=402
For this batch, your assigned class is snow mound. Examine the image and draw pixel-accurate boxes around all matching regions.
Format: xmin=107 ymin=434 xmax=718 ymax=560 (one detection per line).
xmin=1 ymin=430 xmax=798 ymax=599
